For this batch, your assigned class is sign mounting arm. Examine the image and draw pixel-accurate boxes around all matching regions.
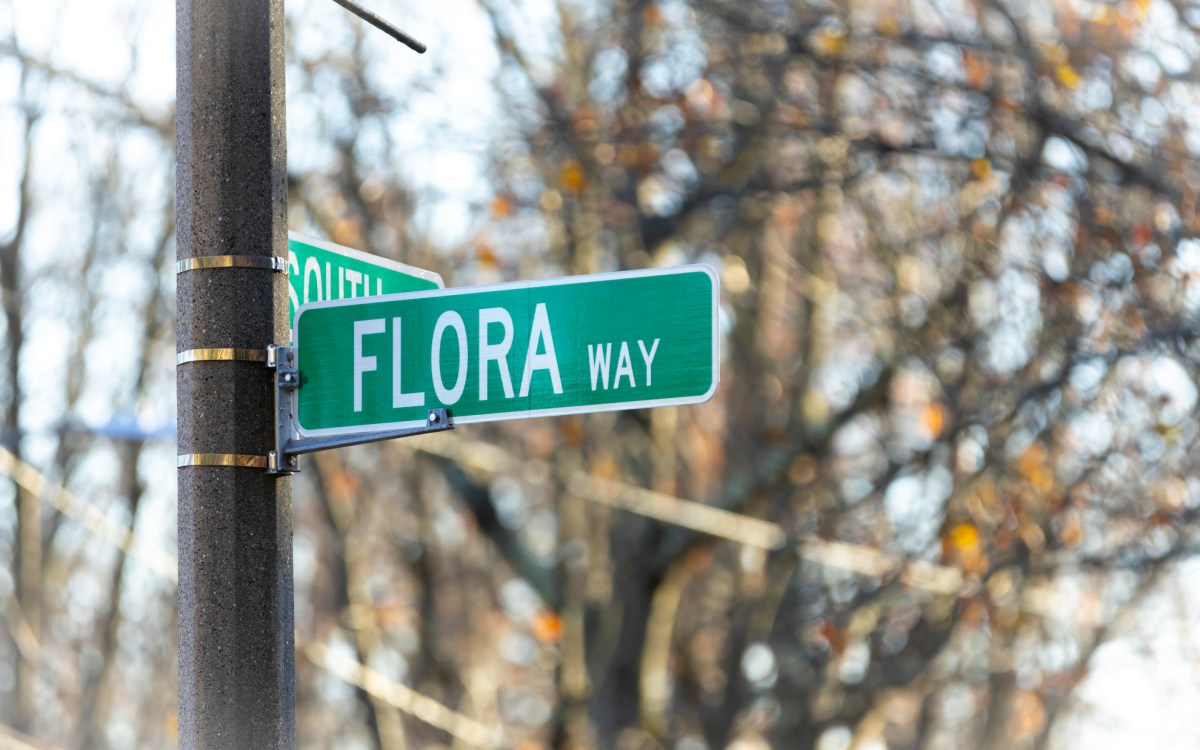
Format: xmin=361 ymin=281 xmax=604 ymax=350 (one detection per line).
xmin=266 ymin=344 xmax=453 ymax=474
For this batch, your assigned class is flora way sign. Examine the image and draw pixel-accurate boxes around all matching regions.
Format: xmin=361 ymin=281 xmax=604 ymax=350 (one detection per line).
xmin=287 ymin=232 xmax=443 ymax=327
xmin=293 ymin=265 xmax=719 ymax=436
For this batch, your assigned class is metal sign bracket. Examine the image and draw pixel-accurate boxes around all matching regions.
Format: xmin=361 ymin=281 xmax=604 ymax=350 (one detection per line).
xmin=266 ymin=344 xmax=452 ymax=475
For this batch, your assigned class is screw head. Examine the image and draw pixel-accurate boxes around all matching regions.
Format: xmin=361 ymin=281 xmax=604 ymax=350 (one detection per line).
xmin=428 ymin=411 xmax=440 ymax=424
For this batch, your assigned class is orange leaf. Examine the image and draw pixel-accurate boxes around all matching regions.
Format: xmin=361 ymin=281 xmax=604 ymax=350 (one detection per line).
xmin=812 ymin=26 xmax=845 ymax=58
xmin=684 ymin=545 xmax=715 ymax=572
xmin=1059 ymin=515 xmax=1082 ymax=547
xmin=328 ymin=467 xmax=359 ymax=499
xmin=943 ymin=523 xmax=988 ymax=573
xmin=560 ymin=415 xmax=585 ymax=447
xmin=1131 ymin=221 xmax=1153 ymax=248
xmin=332 ymin=218 xmax=360 ymax=247
xmin=1008 ymin=691 xmax=1046 ymax=738
xmin=1032 ymin=467 xmax=1054 ymax=493
xmin=1016 ymin=443 xmax=1046 ymax=479
xmin=489 ymin=195 xmax=511 ymax=217
xmin=590 ymin=454 xmax=621 ymax=480
xmin=638 ymin=142 xmax=660 ymax=168
xmin=560 ymin=160 xmax=586 ymax=194
xmin=1017 ymin=443 xmax=1055 ymax=493
xmin=947 ymin=523 xmax=980 ymax=552
xmin=971 ymin=157 xmax=992 ymax=181
xmin=1055 ymin=63 xmax=1082 ymax=89
xmin=963 ymin=50 xmax=991 ymax=90
xmin=476 ymin=242 xmax=499 ymax=268
xmin=531 ymin=611 xmax=564 ymax=644
xmin=573 ymin=105 xmax=598 ymax=134
xmin=813 ymin=620 xmax=845 ymax=656
xmin=877 ymin=15 xmax=902 ymax=38
xmin=921 ymin=403 xmax=946 ymax=438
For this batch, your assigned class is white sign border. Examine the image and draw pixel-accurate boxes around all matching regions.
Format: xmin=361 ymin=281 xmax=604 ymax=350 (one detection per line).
xmin=292 ymin=264 xmax=720 ymax=438
xmin=287 ymin=231 xmax=445 ymax=289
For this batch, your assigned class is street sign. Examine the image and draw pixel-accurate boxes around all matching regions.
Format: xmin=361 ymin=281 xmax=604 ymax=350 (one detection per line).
xmin=287 ymin=232 xmax=443 ymax=326
xmin=293 ymin=265 xmax=719 ymax=436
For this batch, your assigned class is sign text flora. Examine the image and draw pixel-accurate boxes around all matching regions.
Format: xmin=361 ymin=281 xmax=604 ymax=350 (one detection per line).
xmin=294 ymin=265 xmax=719 ymax=435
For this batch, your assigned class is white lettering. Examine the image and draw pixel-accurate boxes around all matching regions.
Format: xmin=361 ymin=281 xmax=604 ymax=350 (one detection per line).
xmin=519 ymin=303 xmax=563 ymax=397
xmin=338 ymin=266 xmax=345 ymax=298
xmin=304 ymin=256 xmax=322 ymax=303
xmin=353 ymin=318 xmax=385 ymax=412
xmin=478 ymin=307 xmax=515 ymax=401
xmin=614 ymin=341 xmax=636 ymax=389
xmin=638 ymin=338 xmax=660 ymax=387
xmin=432 ymin=311 xmax=468 ymax=404
xmin=288 ymin=251 xmax=299 ymax=312
xmin=346 ymin=269 xmax=362 ymax=298
xmin=391 ymin=317 xmax=425 ymax=408
xmin=588 ymin=343 xmax=612 ymax=391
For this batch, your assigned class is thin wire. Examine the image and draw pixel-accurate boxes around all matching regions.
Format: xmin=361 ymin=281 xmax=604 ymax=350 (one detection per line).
xmin=327 ymin=0 xmax=427 ymax=53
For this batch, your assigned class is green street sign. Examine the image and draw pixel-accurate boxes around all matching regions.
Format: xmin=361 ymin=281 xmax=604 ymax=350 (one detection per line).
xmin=293 ymin=265 xmax=719 ymax=436
xmin=287 ymin=232 xmax=443 ymax=327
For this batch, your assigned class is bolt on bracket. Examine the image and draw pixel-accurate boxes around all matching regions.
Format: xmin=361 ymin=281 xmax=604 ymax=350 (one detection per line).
xmin=266 ymin=344 xmax=453 ymax=475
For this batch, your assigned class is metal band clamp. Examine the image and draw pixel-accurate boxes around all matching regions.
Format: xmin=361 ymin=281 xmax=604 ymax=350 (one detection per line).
xmin=176 ymin=348 xmax=275 ymax=470
xmin=176 ymin=255 xmax=288 ymax=274
xmin=178 ymin=453 xmax=271 ymax=469
xmin=177 ymin=348 xmax=269 ymax=365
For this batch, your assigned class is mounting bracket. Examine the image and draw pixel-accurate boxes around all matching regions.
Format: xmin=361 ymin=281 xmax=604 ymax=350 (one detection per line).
xmin=265 ymin=344 xmax=453 ymax=474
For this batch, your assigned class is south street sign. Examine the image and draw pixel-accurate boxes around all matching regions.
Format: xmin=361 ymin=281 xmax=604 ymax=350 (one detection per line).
xmin=293 ymin=265 xmax=719 ymax=436
xmin=287 ymin=232 xmax=443 ymax=327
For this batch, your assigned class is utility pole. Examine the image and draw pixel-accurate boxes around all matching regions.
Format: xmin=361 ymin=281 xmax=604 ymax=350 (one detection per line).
xmin=176 ymin=0 xmax=293 ymax=746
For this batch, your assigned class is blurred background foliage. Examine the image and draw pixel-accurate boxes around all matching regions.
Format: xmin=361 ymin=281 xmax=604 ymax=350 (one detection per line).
xmin=4 ymin=0 xmax=1200 ymax=748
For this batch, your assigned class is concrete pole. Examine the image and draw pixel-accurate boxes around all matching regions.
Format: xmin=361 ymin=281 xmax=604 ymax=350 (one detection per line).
xmin=176 ymin=0 xmax=294 ymax=747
